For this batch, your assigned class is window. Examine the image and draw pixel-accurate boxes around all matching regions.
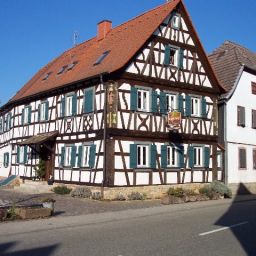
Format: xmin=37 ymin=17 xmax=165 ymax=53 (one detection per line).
xmin=171 ymin=14 xmax=180 ymax=29
xmin=61 ymin=94 xmax=77 ymax=117
xmin=251 ymin=82 xmax=256 ymax=95
xmin=137 ymin=145 xmax=149 ymax=168
xmin=0 ymin=117 xmax=2 ymax=133
xmin=253 ymin=149 xmax=256 ymax=170
xmin=4 ymin=113 xmax=12 ymax=131
xmin=81 ymin=145 xmax=90 ymax=167
xmin=94 ymin=51 xmax=110 ymax=65
xmin=66 ymin=95 xmax=73 ymax=117
xmin=237 ymin=106 xmax=245 ymax=127
xmin=167 ymin=146 xmax=177 ymax=167
xmin=83 ymin=88 xmax=94 ymax=113
xmin=42 ymin=72 xmax=52 ymax=81
xmin=252 ymin=110 xmax=256 ymax=129
xmin=17 ymin=145 xmax=27 ymax=164
xmin=57 ymin=65 xmax=68 ymax=75
xmin=164 ymin=45 xmax=184 ymax=69
xmin=3 ymin=153 xmax=9 ymax=168
xmin=22 ymin=106 xmax=32 ymax=124
xmin=67 ymin=61 xmax=78 ymax=71
xmin=39 ymin=101 xmax=49 ymax=121
xmin=191 ymin=97 xmax=201 ymax=117
xmin=166 ymin=94 xmax=177 ymax=112
xmin=64 ymin=146 xmax=73 ymax=167
xmin=193 ymin=146 xmax=203 ymax=167
xmin=137 ymin=89 xmax=150 ymax=112
xmin=239 ymin=148 xmax=247 ymax=169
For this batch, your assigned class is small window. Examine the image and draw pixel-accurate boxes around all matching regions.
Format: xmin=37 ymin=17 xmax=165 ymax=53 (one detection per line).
xmin=164 ymin=45 xmax=179 ymax=67
xmin=82 ymin=145 xmax=90 ymax=167
xmin=5 ymin=113 xmax=12 ymax=131
xmin=193 ymin=146 xmax=203 ymax=167
xmin=39 ymin=101 xmax=49 ymax=121
xmin=239 ymin=148 xmax=247 ymax=169
xmin=137 ymin=145 xmax=149 ymax=168
xmin=64 ymin=146 xmax=73 ymax=167
xmin=137 ymin=89 xmax=150 ymax=112
xmin=237 ymin=106 xmax=245 ymax=127
xmin=191 ymin=97 xmax=201 ymax=117
xmin=253 ymin=149 xmax=256 ymax=170
xmin=17 ymin=146 xmax=27 ymax=164
xmin=252 ymin=109 xmax=256 ymax=129
xmin=171 ymin=14 xmax=180 ymax=29
xmin=42 ymin=72 xmax=52 ymax=81
xmin=251 ymin=82 xmax=256 ymax=95
xmin=167 ymin=146 xmax=177 ymax=167
xmin=23 ymin=106 xmax=31 ymax=124
xmin=166 ymin=93 xmax=177 ymax=112
xmin=57 ymin=65 xmax=68 ymax=75
xmin=0 ymin=118 xmax=3 ymax=133
xmin=66 ymin=95 xmax=73 ymax=116
xmin=94 ymin=51 xmax=110 ymax=65
xmin=67 ymin=61 xmax=78 ymax=71
xmin=3 ymin=152 xmax=9 ymax=168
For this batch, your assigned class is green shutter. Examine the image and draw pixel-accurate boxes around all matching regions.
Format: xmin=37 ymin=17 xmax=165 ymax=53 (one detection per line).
xmin=17 ymin=146 xmax=20 ymax=164
xmin=7 ymin=153 xmax=9 ymax=167
xmin=164 ymin=45 xmax=171 ymax=65
xmin=38 ymin=104 xmax=41 ymax=121
xmin=150 ymin=144 xmax=157 ymax=169
xmin=188 ymin=146 xmax=194 ymax=168
xmin=77 ymin=145 xmax=83 ymax=167
xmin=61 ymin=97 xmax=65 ymax=117
xmin=204 ymin=147 xmax=210 ymax=168
xmin=21 ymin=109 xmax=24 ymax=125
xmin=84 ymin=89 xmax=94 ymax=113
xmin=201 ymin=97 xmax=207 ymax=118
xmin=28 ymin=107 xmax=32 ymax=124
xmin=161 ymin=145 xmax=167 ymax=168
xmin=177 ymin=144 xmax=184 ymax=168
xmin=130 ymin=87 xmax=138 ymax=111
xmin=24 ymin=146 xmax=28 ymax=163
xmin=60 ymin=147 xmax=65 ymax=167
xmin=160 ymin=92 xmax=167 ymax=114
xmin=185 ymin=95 xmax=191 ymax=117
xmin=9 ymin=113 xmax=12 ymax=129
xmin=178 ymin=94 xmax=184 ymax=115
xmin=151 ymin=90 xmax=158 ymax=113
xmin=71 ymin=145 xmax=77 ymax=167
xmin=129 ymin=144 xmax=137 ymax=168
xmin=72 ymin=94 xmax=77 ymax=116
xmin=45 ymin=101 xmax=49 ymax=120
xmin=89 ymin=144 xmax=96 ymax=168
xmin=178 ymin=49 xmax=184 ymax=69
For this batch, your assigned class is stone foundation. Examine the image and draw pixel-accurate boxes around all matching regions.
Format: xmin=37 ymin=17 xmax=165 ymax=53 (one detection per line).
xmin=228 ymin=183 xmax=256 ymax=195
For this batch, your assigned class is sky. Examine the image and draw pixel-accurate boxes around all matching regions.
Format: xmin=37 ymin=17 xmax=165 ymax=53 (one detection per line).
xmin=0 ymin=0 xmax=255 ymax=106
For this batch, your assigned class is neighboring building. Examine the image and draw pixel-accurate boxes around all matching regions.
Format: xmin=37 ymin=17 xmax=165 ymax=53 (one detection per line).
xmin=209 ymin=41 xmax=256 ymax=190
xmin=0 ymin=0 xmax=224 ymax=187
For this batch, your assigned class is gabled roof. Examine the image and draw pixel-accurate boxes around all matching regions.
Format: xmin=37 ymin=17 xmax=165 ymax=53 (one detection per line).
xmin=208 ymin=41 xmax=256 ymax=93
xmin=9 ymin=0 xmax=180 ymax=104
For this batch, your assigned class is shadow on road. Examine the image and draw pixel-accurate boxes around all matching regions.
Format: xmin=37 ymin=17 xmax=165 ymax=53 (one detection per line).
xmin=215 ymin=183 xmax=256 ymax=255
xmin=0 ymin=241 xmax=58 ymax=256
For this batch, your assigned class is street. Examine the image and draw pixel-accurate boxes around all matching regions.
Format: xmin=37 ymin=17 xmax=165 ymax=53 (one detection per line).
xmin=0 ymin=198 xmax=256 ymax=256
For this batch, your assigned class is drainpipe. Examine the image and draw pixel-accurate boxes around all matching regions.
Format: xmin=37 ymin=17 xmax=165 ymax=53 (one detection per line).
xmin=224 ymin=100 xmax=228 ymax=185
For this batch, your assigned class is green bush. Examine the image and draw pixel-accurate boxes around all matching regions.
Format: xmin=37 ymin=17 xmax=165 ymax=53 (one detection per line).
xmin=199 ymin=185 xmax=216 ymax=199
xmin=199 ymin=181 xmax=232 ymax=199
xmin=91 ymin=192 xmax=102 ymax=200
xmin=53 ymin=185 xmax=72 ymax=195
xmin=71 ymin=187 xmax=92 ymax=198
xmin=114 ymin=193 xmax=126 ymax=201
xmin=167 ymin=187 xmax=185 ymax=198
xmin=128 ymin=192 xmax=146 ymax=200
xmin=184 ymin=189 xmax=198 ymax=196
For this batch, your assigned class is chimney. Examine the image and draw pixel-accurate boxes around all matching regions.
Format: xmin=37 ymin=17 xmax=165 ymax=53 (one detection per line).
xmin=97 ymin=20 xmax=112 ymax=41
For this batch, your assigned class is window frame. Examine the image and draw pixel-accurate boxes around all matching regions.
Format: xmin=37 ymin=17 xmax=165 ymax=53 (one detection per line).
xmin=193 ymin=146 xmax=203 ymax=167
xmin=237 ymin=105 xmax=245 ymax=127
xmin=191 ymin=96 xmax=201 ymax=117
xmin=18 ymin=146 xmax=25 ymax=164
xmin=137 ymin=87 xmax=150 ymax=112
xmin=81 ymin=144 xmax=91 ymax=168
xmin=166 ymin=93 xmax=177 ymax=112
xmin=65 ymin=94 xmax=73 ymax=117
xmin=64 ymin=145 xmax=73 ymax=167
xmin=167 ymin=146 xmax=178 ymax=167
xmin=171 ymin=13 xmax=181 ymax=29
xmin=40 ymin=101 xmax=48 ymax=122
xmin=23 ymin=106 xmax=30 ymax=124
xmin=252 ymin=109 xmax=256 ymax=129
xmin=238 ymin=147 xmax=247 ymax=170
xmin=137 ymin=144 xmax=150 ymax=168
xmin=253 ymin=149 xmax=256 ymax=170
xmin=3 ymin=152 xmax=9 ymax=168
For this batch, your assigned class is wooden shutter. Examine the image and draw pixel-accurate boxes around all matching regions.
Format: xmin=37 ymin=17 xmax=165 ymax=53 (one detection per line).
xmin=161 ymin=145 xmax=167 ymax=168
xmin=253 ymin=149 xmax=256 ymax=169
xmin=188 ymin=146 xmax=194 ymax=168
xmin=61 ymin=97 xmax=66 ymax=117
xmin=177 ymin=94 xmax=184 ymax=115
xmin=28 ymin=106 xmax=32 ymax=124
xmin=72 ymin=94 xmax=77 ymax=116
xmin=38 ymin=104 xmax=41 ymax=122
xmin=239 ymin=148 xmax=247 ymax=169
xmin=45 ymin=101 xmax=49 ymax=120
xmin=177 ymin=144 xmax=184 ymax=168
xmin=9 ymin=113 xmax=12 ymax=129
xmin=201 ymin=97 xmax=207 ymax=118
xmin=21 ymin=109 xmax=25 ymax=125
xmin=5 ymin=153 xmax=9 ymax=167
xmin=89 ymin=144 xmax=96 ymax=168
xmin=60 ymin=147 xmax=65 ymax=167
xmin=185 ymin=95 xmax=191 ymax=117
xmin=84 ymin=89 xmax=94 ymax=113
xmin=17 ymin=146 xmax=20 ymax=164
xmin=164 ymin=45 xmax=171 ymax=65
xmin=204 ymin=147 xmax=210 ymax=168
xmin=71 ymin=145 xmax=77 ymax=167
xmin=129 ymin=144 xmax=137 ymax=168
xmin=178 ymin=49 xmax=184 ymax=69
xmin=77 ymin=145 xmax=83 ymax=167
xmin=151 ymin=90 xmax=158 ymax=113
xmin=159 ymin=92 xmax=167 ymax=114
xmin=150 ymin=144 xmax=157 ymax=169
xmin=130 ymin=87 xmax=138 ymax=111
xmin=24 ymin=146 xmax=28 ymax=163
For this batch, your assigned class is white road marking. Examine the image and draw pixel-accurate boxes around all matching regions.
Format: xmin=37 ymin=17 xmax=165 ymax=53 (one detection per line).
xmin=199 ymin=221 xmax=249 ymax=236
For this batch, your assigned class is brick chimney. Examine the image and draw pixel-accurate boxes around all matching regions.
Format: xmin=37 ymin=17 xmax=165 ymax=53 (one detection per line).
xmin=97 ymin=20 xmax=112 ymax=41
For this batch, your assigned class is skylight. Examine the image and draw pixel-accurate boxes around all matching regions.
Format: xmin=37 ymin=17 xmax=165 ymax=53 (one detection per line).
xmin=94 ymin=51 xmax=110 ymax=65
xmin=42 ymin=72 xmax=52 ymax=81
xmin=57 ymin=65 xmax=68 ymax=75
xmin=67 ymin=61 xmax=78 ymax=71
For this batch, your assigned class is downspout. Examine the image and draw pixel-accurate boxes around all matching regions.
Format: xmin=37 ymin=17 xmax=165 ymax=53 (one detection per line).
xmin=224 ymin=100 xmax=228 ymax=185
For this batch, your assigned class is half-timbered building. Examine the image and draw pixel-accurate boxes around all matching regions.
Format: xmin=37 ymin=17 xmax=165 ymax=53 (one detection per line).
xmin=209 ymin=41 xmax=256 ymax=192
xmin=0 ymin=0 xmax=225 ymax=187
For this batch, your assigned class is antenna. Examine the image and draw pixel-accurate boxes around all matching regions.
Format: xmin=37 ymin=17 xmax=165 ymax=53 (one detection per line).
xmin=73 ymin=31 xmax=79 ymax=46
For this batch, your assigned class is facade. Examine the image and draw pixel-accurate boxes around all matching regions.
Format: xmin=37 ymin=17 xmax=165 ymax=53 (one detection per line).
xmin=0 ymin=0 xmax=224 ymax=187
xmin=209 ymin=41 xmax=256 ymax=188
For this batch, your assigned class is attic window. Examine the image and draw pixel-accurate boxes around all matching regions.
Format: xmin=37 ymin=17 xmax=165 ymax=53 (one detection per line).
xmin=67 ymin=61 xmax=78 ymax=71
xmin=94 ymin=51 xmax=110 ymax=65
xmin=171 ymin=14 xmax=180 ymax=29
xmin=42 ymin=72 xmax=52 ymax=81
xmin=57 ymin=65 xmax=68 ymax=75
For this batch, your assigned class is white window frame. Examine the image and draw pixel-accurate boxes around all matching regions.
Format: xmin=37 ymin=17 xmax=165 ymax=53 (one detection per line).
xmin=19 ymin=146 xmax=25 ymax=164
xmin=65 ymin=95 xmax=73 ymax=117
xmin=169 ymin=47 xmax=179 ymax=67
xmin=40 ymin=101 xmax=47 ymax=121
xmin=191 ymin=96 xmax=201 ymax=117
xmin=193 ymin=146 xmax=203 ymax=167
xmin=137 ymin=88 xmax=150 ymax=112
xmin=24 ymin=106 xmax=30 ymax=124
xmin=82 ymin=145 xmax=90 ymax=167
xmin=166 ymin=93 xmax=177 ymax=112
xmin=64 ymin=146 xmax=73 ymax=167
xmin=171 ymin=14 xmax=181 ymax=29
xmin=167 ymin=146 xmax=178 ymax=167
xmin=137 ymin=144 xmax=149 ymax=168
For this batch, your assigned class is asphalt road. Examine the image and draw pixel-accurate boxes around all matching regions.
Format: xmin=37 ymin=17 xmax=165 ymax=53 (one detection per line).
xmin=0 ymin=198 xmax=256 ymax=256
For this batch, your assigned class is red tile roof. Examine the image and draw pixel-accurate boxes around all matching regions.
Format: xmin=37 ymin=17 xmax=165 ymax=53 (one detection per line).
xmin=10 ymin=0 xmax=180 ymax=103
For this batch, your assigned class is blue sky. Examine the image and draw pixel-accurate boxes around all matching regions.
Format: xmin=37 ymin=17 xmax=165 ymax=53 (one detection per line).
xmin=0 ymin=0 xmax=255 ymax=106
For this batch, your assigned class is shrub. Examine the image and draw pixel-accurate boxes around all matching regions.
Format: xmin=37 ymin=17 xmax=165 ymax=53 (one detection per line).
xmin=6 ymin=204 xmax=16 ymax=220
xmin=71 ymin=187 xmax=92 ymax=198
xmin=209 ymin=181 xmax=232 ymax=198
xmin=128 ymin=192 xmax=146 ymax=200
xmin=184 ymin=189 xmax=198 ymax=196
xmin=53 ymin=185 xmax=72 ymax=195
xmin=91 ymin=192 xmax=102 ymax=200
xmin=114 ymin=193 xmax=126 ymax=201
xmin=167 ymin=187 xmax=185 ymax=198
xmin=199 ymin=185 xmax=215 ymax=199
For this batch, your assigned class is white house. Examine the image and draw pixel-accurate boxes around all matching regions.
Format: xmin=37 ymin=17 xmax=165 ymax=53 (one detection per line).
xmin=209 ymin=41 xmax=256 ymax=193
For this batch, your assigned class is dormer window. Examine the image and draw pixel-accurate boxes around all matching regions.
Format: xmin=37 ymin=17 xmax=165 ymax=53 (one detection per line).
xmin=57 ymin=65 xmax=68 ymax=75
xmin=164 ymin=45 xmax=179 ymax=66
xmin=42 ymin=72 xmax=52 ymax=81
xmin=171 ymin=14 xmax=180 ymax=29
xmin=67 ymin=61 xmax=78 ymax=71
xmin=94 ymin=51 xmax=110 ymax=65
